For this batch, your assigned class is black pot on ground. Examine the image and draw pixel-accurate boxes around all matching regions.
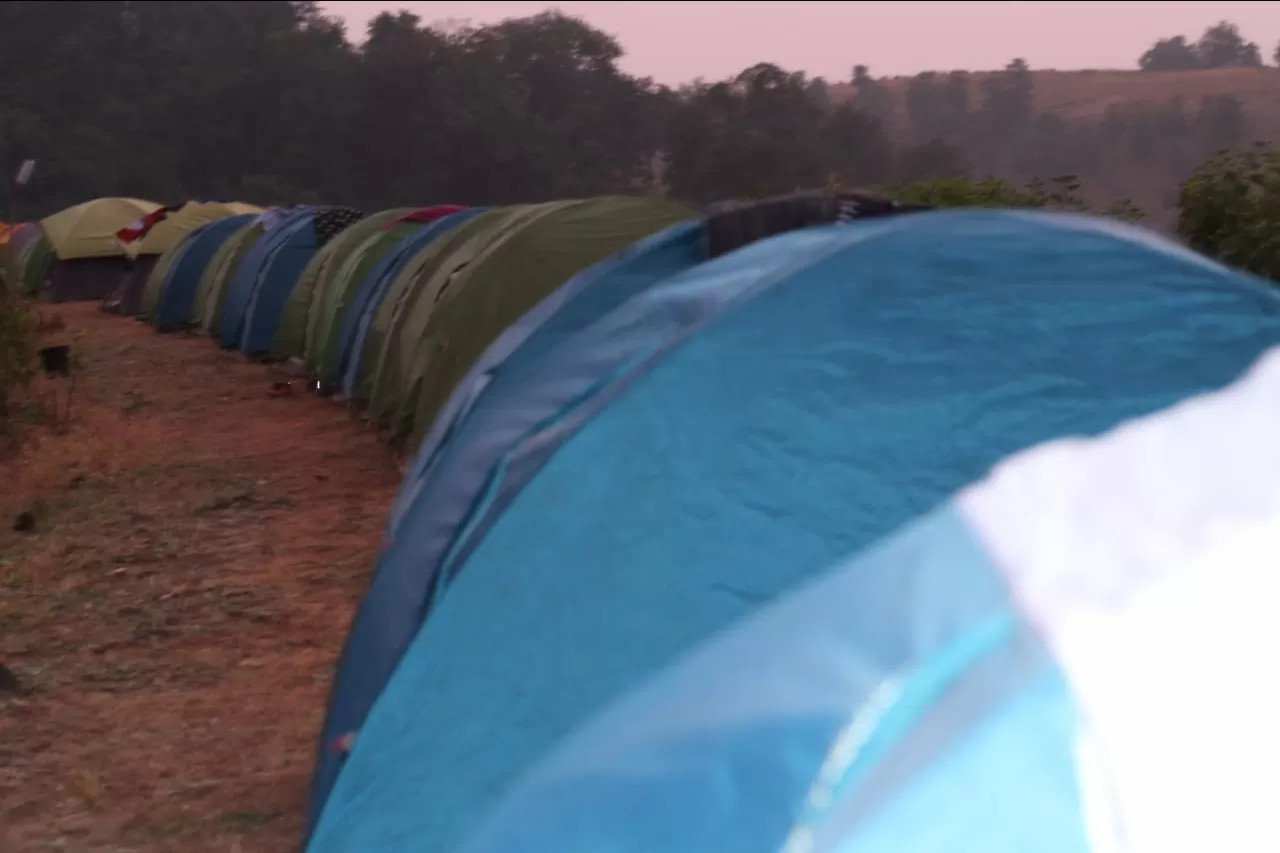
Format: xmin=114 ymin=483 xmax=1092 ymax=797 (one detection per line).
xmin=38 ymin=344 xmax=70 ymax=376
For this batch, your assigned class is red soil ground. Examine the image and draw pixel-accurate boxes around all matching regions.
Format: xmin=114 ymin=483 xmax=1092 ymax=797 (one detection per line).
xmin=0 ymin=304 xmax=401 ymax=852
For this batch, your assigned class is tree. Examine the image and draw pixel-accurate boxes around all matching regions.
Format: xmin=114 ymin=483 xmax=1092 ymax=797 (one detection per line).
xmin=1139 ymin=23 xmax=1264 ymax=71
xmin=1196 ymin=95 xmax=1247 ymax=152
xmin=1139 ymin=36 xmax=1201 ymax=71
xmin=850 ymin=64 xmax=894 ymax=123
xmin=805 ymin=77 xmax=831 ymax=109
xmin=894 ymin=138 xmax=969 ymax=182
xmin=904 ymin=72 xmax=942 ymax=140
xmin=1194 ymin=21 xmax=1263 ymax=68
xmin=1178 ymin=144 xmax=1280 ymax=281
xmin=980 ymin=59 xmax=1034 ymax=131
xmin=0 ymin=0 xmax=1244 ymax=242
xmin=821 ymin=104 xmax=894 ymax=188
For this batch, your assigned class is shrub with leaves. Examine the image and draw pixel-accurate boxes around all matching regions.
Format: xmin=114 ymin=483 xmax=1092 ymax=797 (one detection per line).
xmin=892 ymin=174 xmax=1146 ymax=222
xmin=0 ymin=272 xmax=35 ymax=419
xmin=1178 ymin=143 xmax=1280 ymax=283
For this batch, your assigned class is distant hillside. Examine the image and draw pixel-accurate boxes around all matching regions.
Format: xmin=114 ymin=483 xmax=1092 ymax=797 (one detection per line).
xmin=830 ymin=67 xmax=1280 ymax=139
xmin=829 ymin=67 xmax=1280 ymax=225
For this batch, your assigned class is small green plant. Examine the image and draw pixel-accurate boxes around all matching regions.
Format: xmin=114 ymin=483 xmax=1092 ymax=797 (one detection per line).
xmin=1178 ymin=143 xmax=1280 ymax=283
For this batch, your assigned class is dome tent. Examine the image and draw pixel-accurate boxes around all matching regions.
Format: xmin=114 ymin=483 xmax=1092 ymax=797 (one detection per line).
xmin=351 ymin=197 xmax=692 ymax=444
xmin=337 ymin=209 xmax=487 ymax=401
xmin=315 ymin=212 xmax=471 ymax=391
xmin=305 ymin=207 xmax=1280 ymax=853
xmin=128 ymin=200 xmax=262 ymax=258
xmin=37 ymin=197 xmax=159 ymax=301
xmin=275 ymin=208 xmax=414 ymax=366
xmin=356 ymin=208 xmax=525 ymax=429
xmin=146 ymin=214 xmax=261 ymax=330
xmin=217 ymin=206 xmax=364 ymax=355
xmin=105 ymin=201 xmax=264 ymax=316
xmin=3 ymin=222 xmax=47 ymax=294
xmin=300 ymin=208 xmax=418 ymax=379
xmin=195 ymin=220 xmax=265 ymax=333
xmin=309 ymin=216 xmax=709 ymax=821
xmin=395 ymin=196 xmax=693 ymax=445
xmin=448 ymin=342 xmax=1280 ymax=853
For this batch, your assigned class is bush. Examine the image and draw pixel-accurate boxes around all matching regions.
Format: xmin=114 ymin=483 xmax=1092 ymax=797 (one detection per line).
xmin=1178 ymin=143 xmax=1280 ymax=282
xmin=893 ymin=175 xmax=1147 ymax=222
xmin=0 ymin=273 xmax=36 ymax=420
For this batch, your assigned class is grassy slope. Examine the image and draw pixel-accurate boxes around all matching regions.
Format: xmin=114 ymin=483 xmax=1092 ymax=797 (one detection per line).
xmin=832 ymin=68 xmax=1280 ymax=223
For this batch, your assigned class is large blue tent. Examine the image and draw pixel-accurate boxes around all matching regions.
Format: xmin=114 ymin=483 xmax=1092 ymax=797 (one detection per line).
xmin=305 ymin=209 xmax=1280 ymax=853
xmin=153 ymin=213 xmax=258 ymax=331
xmin=310 ymin=217 xmax=708 ymax=821
xmin=446 ymin=341 xmax=1280 ymax=853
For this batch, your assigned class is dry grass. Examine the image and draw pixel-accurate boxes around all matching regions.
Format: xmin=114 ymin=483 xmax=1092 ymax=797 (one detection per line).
xmin=0 ymin=305 xmax=401 ymax=853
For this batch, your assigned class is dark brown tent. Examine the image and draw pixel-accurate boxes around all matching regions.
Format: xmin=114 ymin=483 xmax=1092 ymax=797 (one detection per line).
xmin=41 ymin=257 xmax=134 ymax=303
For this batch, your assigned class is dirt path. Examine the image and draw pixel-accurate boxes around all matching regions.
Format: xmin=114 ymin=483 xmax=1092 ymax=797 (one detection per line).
xmin=0 ymin=305 xmax=402 ymax=853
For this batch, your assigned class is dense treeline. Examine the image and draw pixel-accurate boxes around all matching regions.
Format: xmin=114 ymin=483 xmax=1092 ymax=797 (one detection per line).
xmin=2 ymin=2 xmax=1280 ymax=435
xmin=0 ymin=1 xmax=1273 ymax=223
xmin=0 ymin=0 xmax=947 ymax=213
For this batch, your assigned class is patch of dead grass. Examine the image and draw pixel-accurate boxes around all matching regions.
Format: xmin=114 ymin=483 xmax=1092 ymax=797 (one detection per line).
xmin=1 ymin=304 xmax=401 ymax=853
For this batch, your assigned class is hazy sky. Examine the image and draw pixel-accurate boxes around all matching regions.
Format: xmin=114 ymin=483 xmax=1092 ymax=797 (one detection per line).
xmin=320 ymin=1 xmax=1280 ymax=83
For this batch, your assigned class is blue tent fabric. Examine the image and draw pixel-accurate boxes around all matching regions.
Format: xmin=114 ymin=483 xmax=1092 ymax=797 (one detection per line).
xmin=447 ymin=341 xmax=1280 ymax=853
xmin=237 ymin=215 xmax=327 ymax=355
xmin=307 ymin=210 xmax=1280 ymax=853
xmin=445 ymin=506 xmax=1078 ymax=853
xmin=390 ymin=219 xmax=704 ymax=534
xmin=335 ymin=209 xmax=486 ymax=397
xmin=218 ymin=205 xmax=364 ymax=355
xmin=217 ymin=208 xmax=316 ymax=348
xmin=308 ymin=217 xmax=704 ymax=831
xmin=154 ymin=213 xmax=257 ymax=330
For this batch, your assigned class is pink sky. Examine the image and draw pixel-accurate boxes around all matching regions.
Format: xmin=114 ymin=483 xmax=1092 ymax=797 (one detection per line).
xmin=321 ymin=1 xmax=1280 ymax=82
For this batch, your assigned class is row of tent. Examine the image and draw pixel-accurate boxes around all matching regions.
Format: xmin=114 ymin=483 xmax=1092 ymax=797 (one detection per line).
xmin=298 ymin=202 xmax=1280 ymax=853
xmin=1 ymin=194 xmax=695 ymax=445
xmin=7 ymin=190 xmax=1280 ymax=852
xmin=3 ymin=198 xmax=263 ymax=301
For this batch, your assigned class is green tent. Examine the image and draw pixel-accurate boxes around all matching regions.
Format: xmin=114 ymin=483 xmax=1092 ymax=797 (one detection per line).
xmin=399 ymin=196 xmax=692 ymax=444
xmin=16 ymin=234 xmax=53 ymax=297
xmin=196 ymin=222 xmax=262 ymax=333
xmin=360 ymin=208 xmax=531 ymax=424
xmin=385 ymin=202 xmax=578 ymax=438
xmin=313 ymin=218 xmax=433 ymax=387
xmin=273 ymin=209 xmax=412 ymax=364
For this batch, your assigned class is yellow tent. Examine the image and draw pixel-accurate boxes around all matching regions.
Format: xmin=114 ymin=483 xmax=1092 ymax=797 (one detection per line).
xmin=40 ymin=197 xmax=160 ymax=260
xmin=130 ymin=201 xmax=263 ymax=257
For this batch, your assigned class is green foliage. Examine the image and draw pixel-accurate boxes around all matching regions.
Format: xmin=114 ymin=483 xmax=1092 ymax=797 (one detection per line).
xmin=1139 ymin=21 xmax=1264 ymax=71
xmin=892 ymin=175 xmax=1146 ymax=221
xmin=0 ymin=3 xmax=1259 ymax=226
xmin=0 ymin=272 xmax=35 ymax=417
xmin=1178 ymin=143 xmax=1280 ymax=282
